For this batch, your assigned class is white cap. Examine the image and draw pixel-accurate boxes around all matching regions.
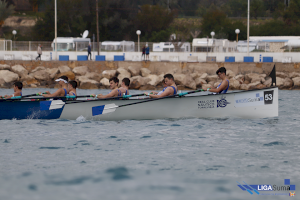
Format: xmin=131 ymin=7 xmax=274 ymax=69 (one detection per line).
xmin=55 ymin=78 xmax=68 ymax=83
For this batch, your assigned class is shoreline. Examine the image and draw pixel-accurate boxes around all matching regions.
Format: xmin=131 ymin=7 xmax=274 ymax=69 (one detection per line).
xmin=1 ymin=61 xmax=300 ymax=90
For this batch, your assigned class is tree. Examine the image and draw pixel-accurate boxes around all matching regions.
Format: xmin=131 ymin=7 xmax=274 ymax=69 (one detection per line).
xmin=135 ymin=4 xmax=177 ymax=41
xmin=250 ymin=0 xmax=265 ymax=19
xmin=283 ymin=0 xmax=300 ymax=25
xmin=227 ymin=0 xmax=247 ymax=17
xmin=200 ymin=8 xmax=231 ymax=39
xmin=0 ymin=0 xmax=15 ymax=37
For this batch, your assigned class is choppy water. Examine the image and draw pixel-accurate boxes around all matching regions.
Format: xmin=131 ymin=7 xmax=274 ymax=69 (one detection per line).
xmin=0 ymin=88 xmax=299 ymax=200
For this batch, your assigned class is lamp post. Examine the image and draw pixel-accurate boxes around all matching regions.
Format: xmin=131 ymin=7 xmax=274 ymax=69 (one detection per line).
xmin=55 ymin=0 xmax=57 ymax=60
xmin=235 ymin=29 xmax=240 ymax=42
xmin=12 ymin=30 xmax=17 ymax=50
xmin=136 ymin=30 xmax=141 ymax=52
xmin=210 ymin=31 xmax=215 ymax=52
xmin=247 ymin=0 xmax=250 ymax=55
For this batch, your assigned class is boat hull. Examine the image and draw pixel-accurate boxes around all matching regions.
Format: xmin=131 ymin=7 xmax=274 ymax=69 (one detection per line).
xmin=0 ymin=87 xmax=278 ymax=120
xmin=60 ymin=87 xmax=278 ymax=120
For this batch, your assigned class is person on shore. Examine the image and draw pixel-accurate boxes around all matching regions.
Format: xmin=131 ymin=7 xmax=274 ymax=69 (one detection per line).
xmin=202 ymin=67 xmax=229 ymax=94
xmin=88 ymin=44 xmax=92 ymax=60
xmin=36 ymin=44 xmax=42 ymax=61
xmin=147 ymin=74 xmax=177 ymax=98
xmin=145 ymin=44 xmax=150 ymax=61
xmin=39 ymin=76 xmax=69 ymax=97
xmin=68 ymin=80 xmax=77 ymax=96
xmin=142 ymin=45 xmax=146 ymax=61
xmin=0 ymin=81 xmax=23 ymax=98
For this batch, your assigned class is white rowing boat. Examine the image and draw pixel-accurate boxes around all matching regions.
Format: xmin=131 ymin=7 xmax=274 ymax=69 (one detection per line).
xmin=59 ymin=87 xmax=278 ymax=120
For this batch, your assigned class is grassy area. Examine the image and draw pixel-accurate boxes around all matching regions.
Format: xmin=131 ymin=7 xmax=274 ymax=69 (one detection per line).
xmin=12 ymin=11 xmax=39 ymax=18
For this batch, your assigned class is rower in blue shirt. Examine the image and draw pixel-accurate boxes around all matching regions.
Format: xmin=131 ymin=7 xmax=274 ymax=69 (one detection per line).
xmin=203 ymin=67 xmax=229 ymax=94
xmin=39 ymin=76 xmax=69 ymax=97
xmin=148 ymin=74 xmax=177 ymax=98
xmin=0 ymin=81 xmax=23 ymax=99
xmin=92 ymin=77 xmax=130 ymax=99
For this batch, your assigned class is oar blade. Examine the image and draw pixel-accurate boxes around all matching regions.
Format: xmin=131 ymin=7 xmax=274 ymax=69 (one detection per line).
xmin=92 ymin=104 xmax=117 ymax=116
xmin=40 ymin=100 xmax=65 ymax=110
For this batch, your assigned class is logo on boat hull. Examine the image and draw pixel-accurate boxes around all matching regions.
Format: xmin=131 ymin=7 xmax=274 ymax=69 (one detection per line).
xmin=217 ymin=96 xmax=230 ymax=108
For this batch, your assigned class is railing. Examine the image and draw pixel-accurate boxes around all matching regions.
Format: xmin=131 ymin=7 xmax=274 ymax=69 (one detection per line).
xmin=0 ymin=40 xmax=297 ymax=53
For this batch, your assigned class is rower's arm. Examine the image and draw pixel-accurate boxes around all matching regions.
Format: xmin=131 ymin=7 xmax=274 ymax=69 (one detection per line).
xmin=149 ymin=88 xmax=171 ymax=98
xmin=208 ymin=81 xmax=228 ymax=93
xmin=42 ymin=89 xmax=63 ymax=97
xmin=97 ymin=89 xmax=118 ymax=99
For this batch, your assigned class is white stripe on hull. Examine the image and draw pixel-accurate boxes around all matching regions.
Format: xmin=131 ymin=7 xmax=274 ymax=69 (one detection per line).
xmin=60 ymin=88 xmax=278 ymax=121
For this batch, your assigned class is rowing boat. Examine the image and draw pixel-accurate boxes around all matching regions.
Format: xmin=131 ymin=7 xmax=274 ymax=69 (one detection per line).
xmin=0 ymin=87 xmax=278 ymax=120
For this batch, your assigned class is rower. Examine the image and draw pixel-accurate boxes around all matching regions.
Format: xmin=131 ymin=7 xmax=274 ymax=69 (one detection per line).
xmin=68 ymin=80 xmax=77 ymax=96
xmin=93 ymin=77 xmax=130 ymax=99
xmin=204 ymin=67 xmax=229 ymax=94
xmin=148 ymin=74 xmax=177 ymax=98
xmin=0 ymin=81 xmax=23 ymax=99
xmin=39 ymin=76 xmax=69 ymax=97
xmin=149 ymin=80 xmax=167 ymax=95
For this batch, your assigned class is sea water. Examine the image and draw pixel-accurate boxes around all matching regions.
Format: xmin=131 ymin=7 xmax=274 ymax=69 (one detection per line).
xmin=0 ymin=89 xmax=299 ymax=200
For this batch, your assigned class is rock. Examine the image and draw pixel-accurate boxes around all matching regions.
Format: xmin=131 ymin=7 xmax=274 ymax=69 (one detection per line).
xmin=58 ymin=65 xmax=71 ymax=74
xmin=56 ymin=71 xmax=75 ymax=80
xmin=191 ymin=73 xmax=200 ymax=80
xmin=256 ymin=84 xmax=266 ymax=89
xmin=85 ymin=72 xmax=101 ymax=81
xmin=30 ymin=84 xmax=38 ymax=88
xmin=146 ymin=74 xmax=160 ymax=86
xmin=200 ymin=73 xmax=208 ymax=80
xmin=128 ymin=66 xmax=140 ymax=76
xmin=73 ymin=66 xmax=88 ymax=76
xmin=289 ymin=72 xmax=300 ymax=79
xmin=31 ymin=66 xmax=46 ymax=73
xmin=47 ymin=68 xmax=59 ymax=79
xmin=31 ymin=69 xmax=49 ymax=81
xmin=244 ymin=80 xmax=250 ymax=84
xmin=129 ymin=79 xmax=141 ymax=89
xmin=248 ymin=81 xmax=261 ymax=90
xmin=229 ymin=79 xmax=240 ymax=90
xmin=0 ymin=64 xmax=10 ymax=70
xmin=0 ymin=70 xmax=19 ymax=83
xmin=206 ymin=75 xmax=219 ymax=82
xmin=240 ymin=84 xmax=250 ymax=90
xmin=130 ymin=76 xmax=151 ymax=86
xmin=235 ymin=74 xmax=245 ymax=84
xmin=80 ymin=79 xmax=99 ymax=89
xmin=140 ymin=84 xmax=156 ymax=90
xmin=276 ymin=77 xmax=284 ymax=87
xmin=11 ymin=65 xmax=28 ymax=77
xmin=263 ymin=77 xmax=272 ymax=87
xmin=227 ymin=70 xmax=236 ymax=79
xmin=276 ymin=72 xmax=288 ymax=79
xmin=174 ymin=74 xmax=186 ymax=85
xmin=102 ymin=70 xmax=117 ymax=79
xmin=208 ymin=81 xmax=215 ymax=86
xmin=141 ymin=68 xmax=151 ymax=77
xmin=195 ymin=77 xmax=207 ymax=87
xmin=283 ymin=78 xmax=293 ymax=88
xmin=202 ymin=84 xmax=213 ymax=90
xmin=245 ymin=73 xmax=266 ymax=83
xmin=21 ymin=74 xmax=38 ymax=86
xmin=174 ymin=74 xmax=196 ymax=89
xmin=292 ymin=77 xmax=300 ymax=88
xmin=100 ymin=78 xmax=110 ymax=87
xmin=117 ymin=68 xmax=131 ymax=78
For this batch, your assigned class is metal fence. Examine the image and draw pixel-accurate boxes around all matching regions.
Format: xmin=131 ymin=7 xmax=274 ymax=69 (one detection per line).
xmin=1 ymin=40 xmax=297 ymax=53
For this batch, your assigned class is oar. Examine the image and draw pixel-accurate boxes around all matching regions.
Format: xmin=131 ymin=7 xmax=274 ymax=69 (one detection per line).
xmin=92 ymin=89 xmax=205 ymax=116
xmin=243 ymin=181 xmax=259 ymax=195
xmin=236 ymin=181 xmax=253 ymax=195
xmin=2 ymin=93 xmax=48 ymax=100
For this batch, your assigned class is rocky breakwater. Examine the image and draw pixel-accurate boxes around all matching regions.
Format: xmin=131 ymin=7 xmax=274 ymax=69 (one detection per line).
xmin=1 ymin=63 xmax=300 ymax=90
